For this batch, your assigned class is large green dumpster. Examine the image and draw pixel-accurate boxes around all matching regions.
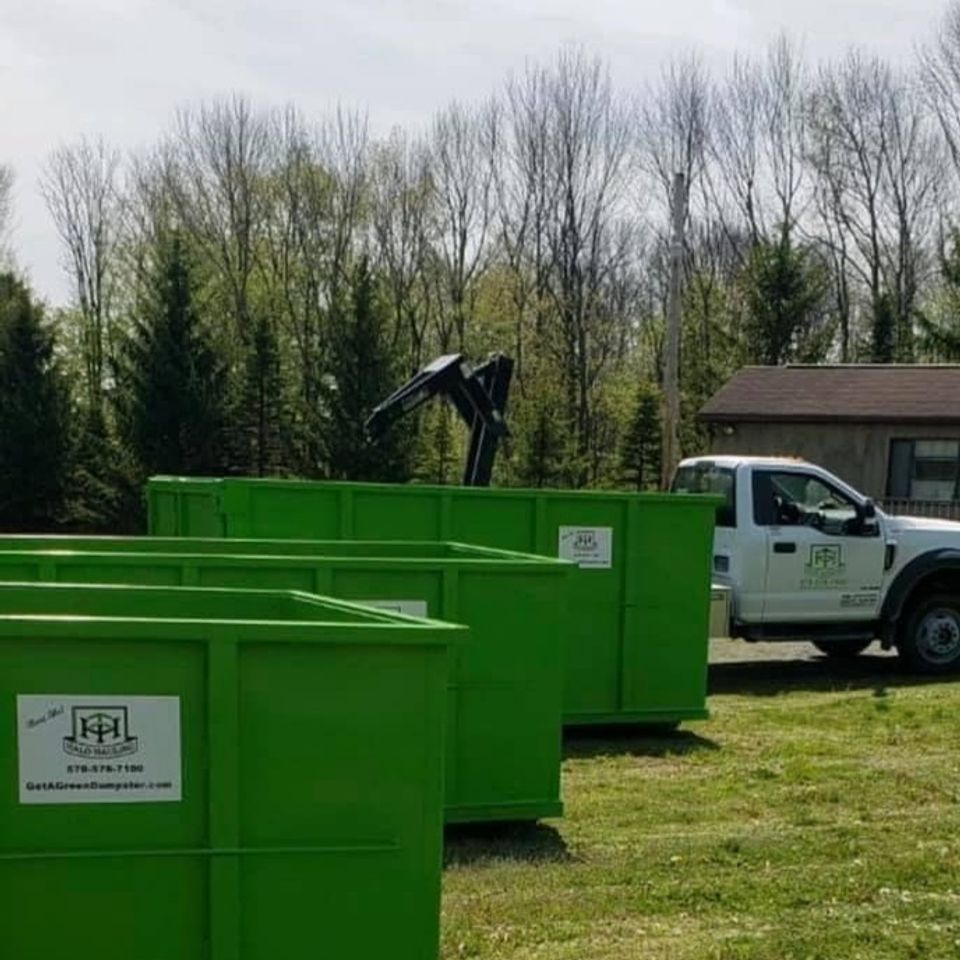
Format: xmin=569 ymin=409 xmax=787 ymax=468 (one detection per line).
xmin=147 ymin=477 xmax=719 ymax=726
xmin=0 ymin=539 xmax=569 ymax=823
xmin=0 ymin=582 xmax=455 ymax=960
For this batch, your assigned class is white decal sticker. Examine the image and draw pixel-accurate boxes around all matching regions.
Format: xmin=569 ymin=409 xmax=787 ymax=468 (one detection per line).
xmin=558 ymin=526 xmax=613 ymax=569
xmin=17 ymin=695 xmax=181 ymax=805
xmin=363 ymin=599 xmax=429 ymax=618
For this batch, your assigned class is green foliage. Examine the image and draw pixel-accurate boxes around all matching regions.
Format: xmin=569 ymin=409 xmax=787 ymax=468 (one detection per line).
xmin=64 ymin=406 xmax=142 ymax=534
xmin=681 ymin=273 xmax=747 ymax=453
xmin=234 ymin=314 xmax=290 ymax=477
xmin=412 ymin=403 xmax=463 ymax=485
xmin=871 ymin=290 xmax=896 ymax=364
xmin=114 ymin=232 xmax=230 ymax=477
xmin=321 ymin=256 xmax=411 ymax=482
xmin=620 ymin=382 xmax=662 ymax=490
xmin=505 ymin=358 xmax=571 ymax=489
xmin=742 ymin=238 xmax=830 ymax=366
xmin=0 ymin=273 xmax=71 ymax=531
xmin=918 ymin=232 xmax=960 ymax=361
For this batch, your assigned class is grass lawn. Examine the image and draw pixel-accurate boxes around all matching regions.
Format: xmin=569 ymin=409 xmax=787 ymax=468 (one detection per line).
xmin=442 ymin=652 xmax=960 ymax=959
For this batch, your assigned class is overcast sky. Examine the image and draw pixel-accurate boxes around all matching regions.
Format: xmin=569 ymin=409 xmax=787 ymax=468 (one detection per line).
xmin=0 ymin=0 xmax=952 ymax=304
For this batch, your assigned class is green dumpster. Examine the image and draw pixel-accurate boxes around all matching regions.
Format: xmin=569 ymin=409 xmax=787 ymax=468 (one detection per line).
xmin=0 ymin=539 xmax=569 ymax=823
xmin=146 ymin=477 xmax=719 ymax=726
xmin=0 ymin=582 xmax=455 ymax=960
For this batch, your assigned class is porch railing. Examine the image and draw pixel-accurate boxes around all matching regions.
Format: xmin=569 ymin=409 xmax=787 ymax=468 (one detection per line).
xmin=880 ymin=498 xmax=960 ymax=520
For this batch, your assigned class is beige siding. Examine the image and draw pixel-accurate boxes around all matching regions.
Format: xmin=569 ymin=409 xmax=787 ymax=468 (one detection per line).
xmin=707 ymin=421 xmax=960 ymax=499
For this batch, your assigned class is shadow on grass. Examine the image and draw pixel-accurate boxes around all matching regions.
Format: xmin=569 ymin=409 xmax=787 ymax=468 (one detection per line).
xmin=444 ymin=821 xmax=572 ymax=868
xmin=709 ymin=652 xmax=959 ymax=698
xmin=562 ymin=726 xmax=719 ymax=761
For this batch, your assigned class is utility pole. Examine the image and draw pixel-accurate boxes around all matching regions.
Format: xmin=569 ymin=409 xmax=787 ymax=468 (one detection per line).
xmin=661 ymin=171 xmax=686 ymax=490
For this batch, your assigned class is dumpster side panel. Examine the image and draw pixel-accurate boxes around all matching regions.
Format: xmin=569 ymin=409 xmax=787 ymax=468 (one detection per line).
xmin=232 ymin=484 xmax=340 ymax=540
xmin=450 ymin=494 xmax=537 ymax=552
xmin=447 ymin=569 xmax=564 ymax=820
xmin=619 ymin=501 xmax=714 ymax=718
xmin=351 ymin=488 xmax=444 ymax=541
xmin=327 ymin=568 xmax=443 ymax=616
xmin=196 ymin=563 xmax=317 ymax=592
xmin=0 ymin=633 xmax=208 ymax=960
xmin=540 ymin=497 xmax=626 ymax=721
xmin=237 ymin=640 xmax=447 ymax=959
xmin=147 ymin=479 xmax=223 ymax=537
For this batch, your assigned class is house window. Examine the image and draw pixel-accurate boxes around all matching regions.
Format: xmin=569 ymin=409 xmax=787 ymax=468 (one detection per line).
xmin=887 ymin=440 xmax=960 ymax=501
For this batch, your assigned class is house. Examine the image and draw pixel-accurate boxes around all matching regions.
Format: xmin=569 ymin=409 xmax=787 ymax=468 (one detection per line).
xmin=699 ymin=365 xmax=960 ymax=517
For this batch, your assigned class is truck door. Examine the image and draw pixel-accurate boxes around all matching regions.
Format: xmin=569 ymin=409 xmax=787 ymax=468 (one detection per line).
xmin=753 ymin=469 xmax=886 ymax=623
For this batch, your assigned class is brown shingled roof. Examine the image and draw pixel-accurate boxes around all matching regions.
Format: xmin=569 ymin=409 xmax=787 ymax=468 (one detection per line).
xmin=700 ymin=365 xmax=960 ymax=424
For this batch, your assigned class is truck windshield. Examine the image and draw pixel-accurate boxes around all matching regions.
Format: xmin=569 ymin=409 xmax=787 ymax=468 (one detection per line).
xmin=671 ymin=464 xmax=736 ymax=528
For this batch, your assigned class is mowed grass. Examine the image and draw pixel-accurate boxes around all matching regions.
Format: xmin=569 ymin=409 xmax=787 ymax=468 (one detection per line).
xmin=442 ymin=653 xmax=960 ymax=959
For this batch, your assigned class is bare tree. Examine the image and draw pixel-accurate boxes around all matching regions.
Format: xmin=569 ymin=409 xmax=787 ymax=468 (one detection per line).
xmin=167 ymin=96 xmax=272 ymax=344
xmin=638 ymin=53 xmax=711 ymax=227
xmin=41 ymin=137 xmax=120 ymax=409
xmin=709 ymin=37 xmax=809 ymax=253
xmin=370 ymin=129 xmax=432 ymax=369
xmin=315 ymin=108 xmax=370 ymax=314
xmin=498 ymin=62 xmax=559 ymax=378
xmin=809 ymin=52 xmax=940 ymax=361
xmin=921 ymin=2 xmax=960 ymax=179
xmin=711 ymin=55 xmax=763 ymax=246
xmin=256 ymin=107 xmax=330 ymax=472
xmin=427 ymin=99 xmax=498 ymax=350
xmin=542 ymin=51 xmax=633 ymax=483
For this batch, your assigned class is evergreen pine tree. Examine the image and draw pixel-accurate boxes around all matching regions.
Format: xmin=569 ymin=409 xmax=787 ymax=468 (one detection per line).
xmin=322 ymin=256 xmax=410 ymax=482
xmin=411 ymin=403 xmax=459 ymax=485
xmin=65 ymin=405 xmax=142 ymax=533
xmin=235 ymin=313 xmax=289 ymax=477
xmin=871 ymin=291 xmax=896 ymax=364
xmin=620 ymin=382 xmax=662 ymax=491
xmin=115 ymin=232 xmax=230 ymax=477
xmin=0 ymin=272 xmax=71 ymax=531
xmin=743 ymin=237 xmax=829 ymax=365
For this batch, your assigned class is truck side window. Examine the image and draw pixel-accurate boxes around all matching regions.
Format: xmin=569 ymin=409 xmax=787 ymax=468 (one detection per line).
xmin=752 ymin=472 xmax=785 ymax=526
xmin=754 ymin=470 xmax=862 ymax=534
xmin=671 ymin=464 xmax=736 ymax=527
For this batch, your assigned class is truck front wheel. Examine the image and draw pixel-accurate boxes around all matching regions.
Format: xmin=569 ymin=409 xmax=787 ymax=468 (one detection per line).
xmin=899 ymin=595 xmax=960 ymax=673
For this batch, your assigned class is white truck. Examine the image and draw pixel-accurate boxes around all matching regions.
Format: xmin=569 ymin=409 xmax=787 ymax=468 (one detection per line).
xmin=672 ymin=455 xmax=960 ymax=673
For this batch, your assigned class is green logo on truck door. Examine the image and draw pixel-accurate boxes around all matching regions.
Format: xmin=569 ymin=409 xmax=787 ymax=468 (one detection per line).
xmin=800 ymin=544 xmax=848 ymax=590
xmin=807 ymin=544 xmax=844 ymax=571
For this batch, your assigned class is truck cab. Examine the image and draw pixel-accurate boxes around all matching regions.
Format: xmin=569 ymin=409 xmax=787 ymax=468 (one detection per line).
xmin=672 ymin=455 xmax=960 ymax=673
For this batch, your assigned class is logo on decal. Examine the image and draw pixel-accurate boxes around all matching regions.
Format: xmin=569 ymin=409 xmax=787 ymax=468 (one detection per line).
xmin=63 ymin=706 xmax=139 ymax=759
xmin=807 ymin=544 xmax=844 ymax=571
xmin=574 ymin=531 xmax=598 ymax=551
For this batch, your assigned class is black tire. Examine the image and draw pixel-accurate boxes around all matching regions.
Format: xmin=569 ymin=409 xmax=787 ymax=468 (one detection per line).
xmin=898 ymin=594 xmax=960 ymax=674
xmin=811 ymin=638 xmax=872 ymax=658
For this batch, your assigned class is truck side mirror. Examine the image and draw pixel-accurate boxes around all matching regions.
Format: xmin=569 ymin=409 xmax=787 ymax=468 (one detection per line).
xmin=851 ymin=498 xmax=879 ymax=536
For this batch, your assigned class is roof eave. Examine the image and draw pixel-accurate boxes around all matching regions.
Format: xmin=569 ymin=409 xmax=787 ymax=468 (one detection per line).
xmin=699 ymin=412 xmax=960 ymax=425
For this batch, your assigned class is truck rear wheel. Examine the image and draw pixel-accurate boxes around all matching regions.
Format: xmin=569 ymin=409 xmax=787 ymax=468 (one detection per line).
xmin=811 ymin=638 xmax=872 ymax=658
xmin=899 ymin=595 xmax=960 ymax=674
